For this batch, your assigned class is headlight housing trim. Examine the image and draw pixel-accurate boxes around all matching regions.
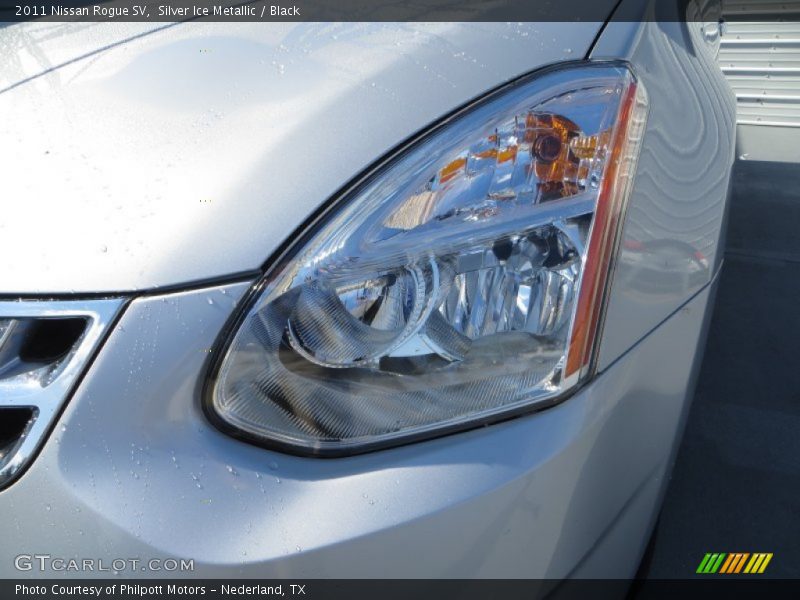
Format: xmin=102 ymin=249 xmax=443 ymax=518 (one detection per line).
xmin=203 ymin=60 xmax=648 ymax=457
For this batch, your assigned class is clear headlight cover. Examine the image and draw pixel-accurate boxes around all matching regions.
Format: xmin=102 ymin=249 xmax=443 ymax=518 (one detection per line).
xmin=207 ymin=62 xmax=648 ymax=455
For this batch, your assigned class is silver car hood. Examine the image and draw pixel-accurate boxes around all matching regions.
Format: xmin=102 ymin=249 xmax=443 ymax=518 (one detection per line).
xmin=0 ymin=21 xmax=605 ymax=294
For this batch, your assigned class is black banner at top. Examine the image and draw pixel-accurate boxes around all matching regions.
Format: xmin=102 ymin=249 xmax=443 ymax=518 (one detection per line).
xmin=2 ymin=0 xmax=614 ymax=22
xmin=1 ymin=0 xmax=799 ymax=23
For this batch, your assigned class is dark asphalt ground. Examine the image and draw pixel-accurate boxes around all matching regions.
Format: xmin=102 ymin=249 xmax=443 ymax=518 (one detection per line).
xmin=641 ymin=160 xmax=800 ymax=578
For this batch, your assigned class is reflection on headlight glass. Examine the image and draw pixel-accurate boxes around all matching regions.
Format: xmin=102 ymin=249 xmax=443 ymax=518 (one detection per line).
xmin=209 ymin=63 xmax=648 ymax=454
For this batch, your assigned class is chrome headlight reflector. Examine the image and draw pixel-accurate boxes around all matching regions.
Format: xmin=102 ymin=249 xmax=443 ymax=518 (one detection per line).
xmin=207 ymin=62 xmax=648 ymax=455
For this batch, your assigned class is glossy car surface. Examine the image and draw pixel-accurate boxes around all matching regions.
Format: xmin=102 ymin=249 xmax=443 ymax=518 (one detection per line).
xmin=0 ymin=1 xmax=735 ymax=579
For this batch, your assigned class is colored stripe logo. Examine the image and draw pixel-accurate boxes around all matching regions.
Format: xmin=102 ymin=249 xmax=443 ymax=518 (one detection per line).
xmin=697 ymin=552 xmax=773 ymax=574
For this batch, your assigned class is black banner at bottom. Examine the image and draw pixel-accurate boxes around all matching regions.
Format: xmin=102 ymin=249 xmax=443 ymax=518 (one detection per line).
xmin=3 ymin=579 xmax=800 ymax=600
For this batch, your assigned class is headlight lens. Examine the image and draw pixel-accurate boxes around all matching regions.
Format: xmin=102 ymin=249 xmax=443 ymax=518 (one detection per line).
xmin=207 ymin=62 xmax=648 ymax=455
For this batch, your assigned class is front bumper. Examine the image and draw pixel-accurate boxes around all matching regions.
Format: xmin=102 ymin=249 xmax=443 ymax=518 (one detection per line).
xmin=0 ymin=274 xmax=715 ymax=578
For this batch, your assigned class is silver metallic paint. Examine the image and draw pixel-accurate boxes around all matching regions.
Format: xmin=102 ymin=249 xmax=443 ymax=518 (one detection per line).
xmin=592 ymin=17 xmax=736 ymax=371
xmin=0 ymin=277 xmax=715 ymax=578
xmin=0 ymin=11 xmax=736 ymax=579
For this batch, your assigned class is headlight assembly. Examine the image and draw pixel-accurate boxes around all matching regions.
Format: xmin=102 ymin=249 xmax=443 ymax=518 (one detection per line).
xmin=205 ymin=62 xmax=648 ymax=455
